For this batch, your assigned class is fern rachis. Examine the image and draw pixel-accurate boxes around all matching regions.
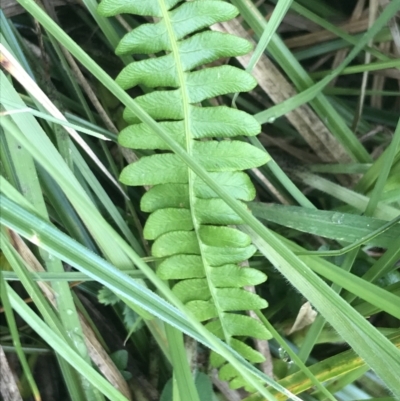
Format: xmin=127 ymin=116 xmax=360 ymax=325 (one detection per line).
xmin=98 ymin=0 xmax=271 ymax=390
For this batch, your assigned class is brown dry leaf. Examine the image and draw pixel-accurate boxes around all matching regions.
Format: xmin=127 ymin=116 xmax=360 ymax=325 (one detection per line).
xmin=285 ymin=18 xmax=369 ymax=49
xmin=287 ymin=302 xmax=317 ymax=335
xmin=0 ymin=346 xmax=23 ymax=401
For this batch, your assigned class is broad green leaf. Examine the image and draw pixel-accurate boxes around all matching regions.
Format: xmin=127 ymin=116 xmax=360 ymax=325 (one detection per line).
xmin=144 ymin=208 xmax=193 ymax=240
xmin=215 ymin=288 xmax=268 ymax=311
xmin=210 ymin=351 xmax=226 ymax=368
xmin=199 ymin=226 xmax=251 ymax=248
xmin=125 ymin=90 xmax=264 ymax=123
xmin=117 ymin=56 xmax=178 ymax=89
xmin=185 ymin=66 xmax=257 ymax=103
xmin=97 ymin=0 xmax=180 ymax=18
xmin=157 ymin=255 xmax=205 ymax=280
xmin=117 ymin=30 xmax=252 ymax=72
xmin=210 ymin=265 xmax=267 ymax=288
xmin=203 ymin=244 xmax=257 ymax=266
xmin=193 ymin=141 xmax=269 ymax=171
xmin=117 ymin=63 xmax=256 ymax=98
xmin=195 ymin=198 xmax=245 ymax=225
xmin=141 ymin=184 xmax=189 ymax=212
xmin=120 ymin=110 xmax=260 ymax=150
xmin=186 ymin=300 xmax=218 ymax=322
xmin=231 ymin=376 xmax=255 ymax=392
xmin=113 ymin=1 xmax=239 ymax=54
xmin=127 ymin=90 xmax=183 ymax=121
xmin=124 ymin=104 xmax=260 ymax=138
xmin=190 ymin=107 xmax=260 ymax=138
xmin=219 ymin=363 xmax=240 ymax=381
xmin=209 ymin=339 xmax=266 ymax=367
xmin=194 ymin=372 xmax=213 ymax=401
xmin=120 ymin=154 xmax=187 ymax=186
xmin=173 ymin=279 xmax=211 ymax=303
xmin=178 ymin=31 xmax=253 ymax=70
xmin=206 ymin=313 xmax=272 ymax=339
xmin=194 ymin=172 xmax=256 ymax=200
xmin=230 ymin=339 xmax=266 ymax=364
xmin=119 ymin=122 xmax=185 ymax=150
xmin=152 ymin=231 xmax=200 ymax=257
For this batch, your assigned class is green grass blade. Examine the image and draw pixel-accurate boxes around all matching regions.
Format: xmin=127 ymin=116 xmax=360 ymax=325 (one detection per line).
xmin=296 ymin=172 xmax=400 ymax=220
xmin=0 ymin=273 xmax=41 ymax=401
xmin=5 ymin=283 xmax=130 ymax=401
xmin=249 ymin=203 xmax=400 ymax=251
xmin=165 ymin=325 xmax=200 ymax=401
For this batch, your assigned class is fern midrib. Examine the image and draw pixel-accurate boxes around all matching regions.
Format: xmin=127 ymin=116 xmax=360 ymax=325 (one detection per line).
xmin=159 ymin=0 xmax=231 ymax=344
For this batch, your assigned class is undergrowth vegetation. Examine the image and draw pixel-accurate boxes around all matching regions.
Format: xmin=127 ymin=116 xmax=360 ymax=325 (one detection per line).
xmin=0 ymin=0 xmax=399 ymax=400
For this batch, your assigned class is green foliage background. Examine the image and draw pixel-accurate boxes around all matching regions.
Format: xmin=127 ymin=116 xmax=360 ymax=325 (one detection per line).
xmin=1 ymin=1 xmax=400 ymax=400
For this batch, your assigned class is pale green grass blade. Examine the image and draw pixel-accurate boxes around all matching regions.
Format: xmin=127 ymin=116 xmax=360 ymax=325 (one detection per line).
xmin=293 ymin=30 xmax=392 ymax=61
xmin=37 ymin=165 xmax=98 ymax=250
xmin=1 ymin=82 xmax=97 ymax=399
xmin=303 ymin=257 xmax=400 ymax=319
xmin=253 ymin=311 xmax=337 ymax=401
xmin=0 ymin=100 xmax=115 ymax=140
xmin=310 ymin=163 xmax=372 ymax=174
xmin=165 ymin=325 xmax=200 ymax=401
xmin=365 ymin=118 xmax=400 ymax=215
xmin=249 ymin=203 xmax=400 ymax=249
xmin=245 ymin=0 xmax=293 ymax=73
xmin=2 ymin=270 xmax=144 ymax=281
xmin=297 ymin=172 xmax=400 ymax=220
xmin=324 ymin=88 xmax=400 ymax=97
xmin=344 ymin=235 xmax=400 ymax=304
xmin=5 ymin=283 xmax=130 ymax=401
xmin=271 ymin=230 xmax=400 ymax=314
xmin=1 ymin=230 xmax=89 ymax=401
xmin=355 ymin=284 xmax=400 ymax=317
xmin=0 ymin=12 xmax=33 ymax=75
xmin=0 ymin=273 xmax=41 ymax=401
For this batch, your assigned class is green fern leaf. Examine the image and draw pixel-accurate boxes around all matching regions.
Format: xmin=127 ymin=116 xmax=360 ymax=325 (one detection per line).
xmin=143 ymin=208 xmax=193 ymax=240
xmin=206 ymin=313 xmax=271 ymax=339
xmin=141 ymin=184 xmax=189 ymax=212
xmin=195 ymin=199 xmax=245 ymax=225
xmin=194 ymin=172 xmax=256 ymax=201
xmin=157 ymin=255 xmax=205 ymax=280
xmin=98 ymin=0 xmax=272 ymax=390
xmin=210 ymin=265 xmax=266 ymax=288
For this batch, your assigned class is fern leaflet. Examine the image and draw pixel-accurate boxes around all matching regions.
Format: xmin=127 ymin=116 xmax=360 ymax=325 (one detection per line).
xmin=98 ymin=0 xmax=272 ymax=390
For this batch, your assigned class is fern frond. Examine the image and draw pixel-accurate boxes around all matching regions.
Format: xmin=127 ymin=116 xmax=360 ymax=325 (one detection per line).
xmin=98 ymin=0 xmax=271 ymax=390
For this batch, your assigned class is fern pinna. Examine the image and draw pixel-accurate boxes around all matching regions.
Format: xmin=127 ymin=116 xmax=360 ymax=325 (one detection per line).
xmin=98 ymin=0 xmax=272 ymax=390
